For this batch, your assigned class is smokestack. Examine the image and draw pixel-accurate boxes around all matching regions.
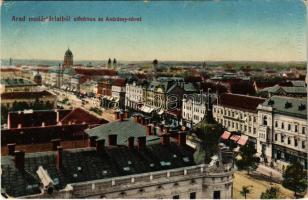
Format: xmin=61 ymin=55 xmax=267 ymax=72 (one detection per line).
xmin=7 ymin=143 xmax=16 ymax=156
xmin=108 ymin=134 xmax=117 ymax=146
xmin=96 ymin=138 xmax=105 ymax=154
xmin=161 ymin=134 xmax=170 ymax=146
xmin=137 ymin=136 xmax=146 ymax=151
xmin=177 ymin=132 xmax=186 ymax=146
xmin=146 ymin=125 xmax=152 ymax=136
xmin=14 ymin=150 xmax=25 ymax=170
xmin=56 ymin=146 xmax=63 ymax=170
xmin=88 ymin=136 xmax=98 ymax=147
xmin=128 ymin=137 xmax=134 ymax=150
xmin=51 ymin=139 xmax=61 ymax=151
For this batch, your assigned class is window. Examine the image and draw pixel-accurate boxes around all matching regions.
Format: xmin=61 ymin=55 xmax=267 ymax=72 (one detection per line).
xmin=263 ymin=116 xmax=268 ymax=126
xmin=253 ymin=128 xmax=256 ymax=134
xmin=281 ymin=136 xmax=285 ymax=143
xmin=302 ymin=127 xmax=306 ymax=134
xmin=275 ymin=134 xmax=277 ymax=141
xmin=288 ymin=124 xmax=291 ymax=131
xmin=173 ymin=195 xmax=180 ymax=199
xmin=302 ymin=141 xmax=306 ymax=149
xmin=294 ymin=139 xmax=298 ymax=147
xmin=275 ymin=121 xmax=278 ymax=127
xmin=295 ymin=125 xmax=298 ymax=132
xmin=288 ymin=137 xmax=291 ymax=145
xmin=253 ymin=117 xmax=256 ymax=122
xmin=281 ymin=122 xmax=284 ymax=129
xmin=190 ymin=192 xmax=196 ymax=199
xmin=213 ymin=191 xmax=221 ymax=199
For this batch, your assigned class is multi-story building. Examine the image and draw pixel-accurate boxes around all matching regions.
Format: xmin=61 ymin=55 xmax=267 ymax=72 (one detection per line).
xmin=1 ymin=115 xmax=234 ymax=199
xmin=182 ymin=93 xmax=216 ymax=127
xmin=125 ymin=81 xmax=145 ymax=110
xmin=111 ymin=79 xmax=126 ymax=110
xmin=257 ymin=96 xmax=307 ymax=170
xmin=213 ymin=93 xmax=266 ymax=149
xmin=0 ymin=78 xmax=38 ymax=94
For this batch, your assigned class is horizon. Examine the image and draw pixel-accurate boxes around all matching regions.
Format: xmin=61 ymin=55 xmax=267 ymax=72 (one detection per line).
xmin=1 ymin=0 xmax=307 ymax=62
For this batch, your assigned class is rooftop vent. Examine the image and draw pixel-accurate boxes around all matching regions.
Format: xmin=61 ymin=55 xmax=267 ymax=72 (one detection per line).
xmin=298 ymin=104 xmax=306 ymax=111
xmin=285 ymin=102 xmax=292 ymax=109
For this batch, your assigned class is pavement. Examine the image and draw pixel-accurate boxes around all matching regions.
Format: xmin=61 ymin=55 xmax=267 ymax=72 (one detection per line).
xmin=257 ymin=164 xmax=283 ymax=182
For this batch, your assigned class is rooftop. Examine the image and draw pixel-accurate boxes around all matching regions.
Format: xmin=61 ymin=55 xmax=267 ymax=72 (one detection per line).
xmin=1 ymin=90 xmax=56 ymax=100
xmin=0 ymin=78 xmax=36 ymax=87
xmin=261 ymin=96 xmax=307 ymax=119
xmin=85 ymin=118 xmax=160 ymax=145
xmin=1 ymin=142 xmax=195 ymax=197
xmin=217 ymin=93 xmax=266 ymax=112
xmin=60 ymin=108 xmax=107 ymax=125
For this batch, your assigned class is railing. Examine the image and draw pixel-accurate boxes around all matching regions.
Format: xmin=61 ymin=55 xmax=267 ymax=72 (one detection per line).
xmin=71 ymin=163 xmax=233 ymax=196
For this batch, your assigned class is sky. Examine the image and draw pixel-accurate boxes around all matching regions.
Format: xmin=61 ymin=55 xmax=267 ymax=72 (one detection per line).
xmin=1 ymin=0 xmax=307 ymax=62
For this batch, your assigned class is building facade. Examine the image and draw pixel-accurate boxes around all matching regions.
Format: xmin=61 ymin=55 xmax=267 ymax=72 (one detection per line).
xmin=257 ymin=96 xmax=307 ymax=169
xmin=125 ymin=81 xmax=144 ymax=110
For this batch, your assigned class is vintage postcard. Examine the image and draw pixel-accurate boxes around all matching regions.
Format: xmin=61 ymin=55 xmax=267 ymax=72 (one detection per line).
xmin=0 ymin=0 xmax=307 ymax=199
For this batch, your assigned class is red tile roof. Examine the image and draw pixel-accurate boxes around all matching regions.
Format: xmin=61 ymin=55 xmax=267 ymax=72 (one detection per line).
xmin=0 ymin=68 xmax=21 ymax=72
xmin=8 ymin=109 xmax=71 ymax=129
xmin=60 ymin=108 xmax=107 ymax=125
xmin=1 ymin=91 xmax=55 ymax=100
xmin=112 ymin=78 xmax=126 ymax=87
xmin=218 ymin=93 xmax=265 ymax=112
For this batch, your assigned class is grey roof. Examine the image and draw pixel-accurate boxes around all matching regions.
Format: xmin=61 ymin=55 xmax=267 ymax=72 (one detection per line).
xmin=262 ymin=96 xmax=307 ymax=119
xmin=85 ymin=118 xmax=160 ymax=145
xmin=260 ymin=85 xmax=307 ymax=94
xmin=2 ymin=143 xmax=195 ymax=197
xmin=291 ymin=80 xmax=306 ymax=87
xmin=1 ymin=78 xmax=36 ymax=87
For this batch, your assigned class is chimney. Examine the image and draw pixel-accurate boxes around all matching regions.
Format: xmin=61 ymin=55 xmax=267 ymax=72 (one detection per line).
xmin=133 ymin=116 xmax=138 ymax=123
xmin=96 ymin=138 xmax=105 ymax=154
xmin=137 ymin=136 xmax=146 ymax=151
xmin=108 ymin=134 xmax=117 ymax=146
xmin=51 ymin=139 xmax=61 ymax=151
xmin=7 ymin=143 xmax=16 ymax=156
xmin=14 ymin=150 xmax=25 ymax=170
xmin=114 ymin=111 xmax=120 ymax=120
xmin=123 ymin=110 xmax=128 ymax=119
xmin=146 ymin=125 xmax=152 ymax=136
xmin=56 ymin=146 xmax=63 ymax=170
xmin=88 ymin=136 xmax=98 ymax=147
xmin=177 ymin=132 xmax=186 ymax=146
xmin=161 ymin=134 xmax=170 ymax=146
xmin=119 ymin=113 xmax=124 ymax=121
xmin=128 ymin=137 xmax=134 ymax=150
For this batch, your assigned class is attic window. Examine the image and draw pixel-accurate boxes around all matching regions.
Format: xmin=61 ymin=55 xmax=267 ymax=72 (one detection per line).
xmin=268 ymin=100 xmax=274 ymax=105
xmin=183 ymin=157 xmax=190 ymax=163
xmin=285 ymin=102 xmax=292 ymax=109
xmin=123 ymin=167 xmax=130 ymax=171
xmin=102 ymin=170 xmax=108 ymax=175
xmin=298 ymin=104 xmax=306 ymax=111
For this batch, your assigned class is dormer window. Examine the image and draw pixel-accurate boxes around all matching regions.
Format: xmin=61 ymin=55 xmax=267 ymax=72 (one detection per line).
xmin=298 ymin=104 xmax=306 ymax=111
xmin=285 ymin=102 xmax=292 ymax=109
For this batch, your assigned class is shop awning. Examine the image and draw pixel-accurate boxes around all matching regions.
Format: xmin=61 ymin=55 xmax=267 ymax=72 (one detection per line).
xmin=237 ymin=135 xmax=248 ymax=146
xmin=230 ymin=134 xmax=241 ymax=142
xmin=221 ymin=131 xmax=231 ymax=140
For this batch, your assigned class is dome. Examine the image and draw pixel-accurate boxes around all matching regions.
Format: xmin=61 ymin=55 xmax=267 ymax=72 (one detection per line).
xmin=34 ymin=71 xmax=42 ymax=85
xmin=65 ymin=48 xmax=73 ymax=57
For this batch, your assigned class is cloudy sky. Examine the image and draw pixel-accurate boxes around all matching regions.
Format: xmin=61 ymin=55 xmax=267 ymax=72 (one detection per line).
xmin=1 ymin=0 xmax=306 ymax=61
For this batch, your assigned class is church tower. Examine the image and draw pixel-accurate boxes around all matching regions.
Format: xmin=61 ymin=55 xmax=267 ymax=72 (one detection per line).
xmin=63 ymin=48 xmax=73 ymax=68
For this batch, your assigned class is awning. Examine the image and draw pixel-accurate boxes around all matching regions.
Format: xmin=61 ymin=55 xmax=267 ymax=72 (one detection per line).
xmin=221 ymin=131 xmax=231 ymax=140
xmin=230 ymin=134 xmax=241 ymax=142
xmin=237 ymin=135 xmax=248 ymax=146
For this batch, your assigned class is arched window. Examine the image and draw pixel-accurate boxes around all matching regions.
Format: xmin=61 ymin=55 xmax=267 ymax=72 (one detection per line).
xmin=263 ymin=116 xmax=268 ymax=126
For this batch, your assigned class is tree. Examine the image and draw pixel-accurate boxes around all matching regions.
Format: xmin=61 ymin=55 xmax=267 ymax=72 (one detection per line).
xmin=282 ymin=161 xmax=307 ymax=197
xmin=235 ymin=142 xmax=260 ymax=174
xmin=240 ymin=185 xmax=252 ymax=199
xmin=260 ymin=186 xmax=280 ymax=199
